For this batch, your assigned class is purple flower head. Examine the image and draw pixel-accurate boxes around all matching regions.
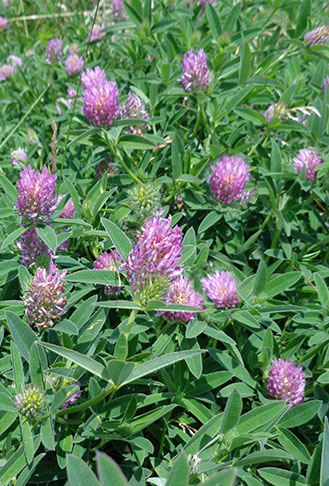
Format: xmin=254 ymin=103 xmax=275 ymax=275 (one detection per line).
xmin=10 ymin=147 xmax=27 ymax=167
xmin=266 ymin=359 xmax=305 ymax=408
xmin=17 ymin=227 xmax=55 ymax=269
xmin=113 ymin=0 xmax=127 ymax=21
xmin=178 ymin=49 xmax=210 ymax=92
xmin=305 ymin=25 xmax=329 ymax=46
xmin=94 ymin=250 xmax=123 ymax=295
xmin=121 ymin=93 xmax=149 ymax=134
xmin=14 ymin=384 xmax=46 ymax=419
xmin=264 ymin=101 xmax=286 ymax=122
xmin=24 ymin=261 xmax=67 ymax=328
xmin=90 ymin=24 xmax=105 ymax=42
xmin=60 ymin=198 xmax=76 ymax=219
xmin=293 ymin=149 xmax=323 ymax=180
xmin=122 ymin=213 xmax=183 ymax=304
xmin=62 ymin=381 xmax=81 ymax=409
xmin=45 ymin=38 xmax=63 ymax=64
xmin=8 ymin=55 xmax=22 ymax=67
xmin=15 ymin=165 xmax=58 ymax=223
xmin=209 ymin=155 xmax=250 ymax=204
xmin=0 ymin=64 xmax=16 ymax=81
xmin=0 ymin=16 xmax=7 ymax=29
xmin=82 ymin=66 xmax=120 ymax=127
xmin=65 ymin=53 xmax=83 ymax=76
xmin=157 ymin=276 xmax=204 ymax=322
xmin=3 ymin=0 xmax=9 ymax=7
xmin=201 ymin=270 xmax=241 ymax=309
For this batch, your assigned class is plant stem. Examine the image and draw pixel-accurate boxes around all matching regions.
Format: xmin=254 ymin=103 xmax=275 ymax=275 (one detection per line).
xmin=56 ymin=384 xmax=116 ymax=416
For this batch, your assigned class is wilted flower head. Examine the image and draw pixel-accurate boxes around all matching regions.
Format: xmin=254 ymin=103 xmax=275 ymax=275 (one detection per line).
xmin=90 ymin=24 xmax=105 ymax=42
xmin=128 ymin=183 xmax=161 ymax=221
xmin=0 ymin=16 xmax=7 ymax=29
xmin=62 ymin=381 xmax=81 ymax=409
xmin=65 ymin=53 xmax=83 ymax=76
xmin=264 ymin=101 xmax=286 ymax=122
xmin=17 ymin=226 xmax=55 ymax=268
xmin=10 ymin=147 xmax=27 ymax=167
xmin=201 ymin=270 xmax=241 ymax=309
xmin=123 ymin=213 xmax=183 ymax=304
xmin=24 ymin=262 xmax=67 ymax=328
xmin=14 ymin=384 xmax=46 ymax=419
xmin=82 ymin=66 xmax=120 ymax=127
xmin=157 ymin=276 xmax=204 ymax=322
xmin=293 ymin=149 xmax=323 ymax=180
xmin=15 ymin=165 xmax=57 ymax=223
xmin=45 ymin=37 xmax=63 ymax=64
xmin=0 ymin=64 xmax=16 ymax=81
xmin=121 ymin=93 xmax=149 ymax=133
xmin=113 ymin=0 xmax=127 ymax=20
xmin=209 ymin=155 xmax=250 ymax=204
xmin=94 ymin=249 xmax=123 ymax=295
xmin=266 ymin=359 xmax=305 ymax=408
xmin=95 ymin=156 xmax=117 ymax=179
xmin=178 ymin=49 xmax=210 ymax=92
xmin=305 ymin=25 xmax=329 ymax=46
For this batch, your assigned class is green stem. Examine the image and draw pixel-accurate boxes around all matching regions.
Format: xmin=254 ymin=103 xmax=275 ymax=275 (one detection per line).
xmin=56 ymin=384 xmax=116 ymax=416
xmin=124 ymin=309 xmax=138 ymax=338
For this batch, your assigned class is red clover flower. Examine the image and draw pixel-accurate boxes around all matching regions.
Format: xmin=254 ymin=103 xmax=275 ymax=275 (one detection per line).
xmin=178 ymin=49 xmax=210 ymax=92
xmin=157 ymin=276 xmax=204 ymax=322
xmin=209 ymin=155 xmax=250 ymax=204
xmin=17 ymin=226 xmax=55 ymax=268
xmin=0 ymin=16 xmax=7 ymax=29
xmin=90 ymin=24 xmax=105 ymax=42
xmin=264 ymin=101 xmax=286 ymax=122
xmin=293 ymin=149 xmax=323 ymax=180
xmin=121 ymin=93 xmax=149 ymax=133
xmin=10 ymin=147 xmax=27 ymax=167
xmin=65 ymin=53 xmax=83 ymax=76
xmin=113 ymin=0 xmax=127 ymax=21
xmin=201 ymin=270 xmax=241 ymax=309
xmin=266 ymin=359 xmax=305 ymax=408
xmin=45 ymin=38 xmax=63 ymax=64
xmin=305 ymin=25 xmax=329 ymax=46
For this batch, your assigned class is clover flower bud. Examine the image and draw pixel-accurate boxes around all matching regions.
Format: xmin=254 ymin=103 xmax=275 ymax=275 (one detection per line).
xmin=201 ymin=270 xmax=241 ymax=308
xmin=127 ymin=183 xmax=161 ymax=221
xmin=305 ymin=25 xmax=329 ymax=46
xmin=14 ymin=384 xmax=46 ymax=419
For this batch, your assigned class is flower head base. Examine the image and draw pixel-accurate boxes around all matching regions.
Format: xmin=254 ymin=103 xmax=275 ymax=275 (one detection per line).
xmin=90 ymin=24 xmax=105 ymax=42
xmin=0 ymin=16 xmax=7 ymax=29
xmin=209 ymin=155 xmax=250 ymax=204
xmin=121 ymin=93 xmax=150 ymax=133
xmin=15 ymin=165 xmax=57 ymax=223
xmin=45 ymin=38 xmax=63 ymax=64
xmin=127 ymin=183 xmax=161 ymax=221
xmin=266 ymin=359 xmax=305 ymax=408
xmin=82 ymin=66 xmax=120 ymax=127
xmin=293 ymin=149 xmax=323 ymax=180
xmin=14 ymin=384 xmax=46 ymax=419
xmin=11 ymin=147 xmax=27 ymax=167
xmin=113 ymin=0 xmax=127 ymax=21
xmin=264 ymin=101 xmax=286 ymax=122
xmin=201 ymin=270 xmax=241 ymax=309
xmin=123 ymin=213 xmax=183 ymax=304
xmin=157 ymin=276 xmax=204 ymax=322
xmin=65 ymin=53 xmax=83 ymax=76
xmin=178 ymin=49 xmax=210 ymax=92
xmin=24 ymin=262 xmax=67 ymax=328
xmin=17 ymin=226 xmax=55 ymax=268
xmin=62 ymin=381 xmax=81 ymax=409
xmin=305 ymin=25 xmax=329 ymax=46
xmin=94 ymin=250 xmax=123 ymax=295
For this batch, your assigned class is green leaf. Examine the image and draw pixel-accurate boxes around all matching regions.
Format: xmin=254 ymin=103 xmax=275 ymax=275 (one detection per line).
xmin=0 ymin=174 xmax=18 ymax=200
xmin=41 ymin=416 xmax=55 ymax=451
xmin=101 ymin=218 xmax=132 ymax=260
xmin=107 ymin=360 xmax=135 ymax=387
xmin=200 ymin=470 xmax=236 ymax=486
xmin=253 ymin=260 xmax=268 ymax=295
xmin=186 ymin=320 xmax=207 ymax=339
xmin=198 ymin=211 xmax=221 ymax=234
xmin=51 ymin=385 xmax=81 ymax=413
xmin=236 ymin=229 xmax=262 ymax=255
xmin=123 ymin=2 xmax=142 ymax=25
xmin=1 ymin=226 xmax=26 ymax=250
xmin=36 ymin=226 xmax=58 ymax=253
xmin=264 ymin=272 xmax=302 ymax=298
xmin=6 ymin=311 xmax=39 ymax=362
xmin=238 ymin=36 xmax=252 ymax=85
xmin=315 ymin=273 xmax=329 ymax=310
xmin=234 ymin=448 xmax=293 ymax=467
xmin=96 ymin=300 xmax=142 ymax=310
xmin=15 ymin=453 xmax=46 ymax=486
xmin=321 ymin=416 xmax=329 ymax=486
xmin=181 ymin=339 xmax=202 ymax=379
xmin=236 ymin=402 xmax=287 ymax=434
xmin=182 ymin=413 xmax=223 ymax=456
xmin=295 ymin=0 xmax=311 ymax=37
xmin=271 ymin=140 xmax=282 ymax=172
xmin=39 ymin=342 xmax=108 ymax=380
xmin=171 ymin=133 xmax=183 ymax=180
xmin=205 ymin=3 xmax=222 ymax=38
xmin=0 ymin=437 xmax=40 ymax=484
xmin=119 ymin=134 xmax=155 ymax=150
xmin=221 ymin=388 xmax=242 ymax=434
xmin=234 ymin=107 xmax=265 ymax=125
xmin=64 ymin=269 xmax=119 ymax=286
xmin=0 ymin=392 xmax=17 ymax=412
xmin=258 ymin=468 xmax=308 ymax=486
xmin=223 ymin=2 xmax=240 ymax=32
xmin=54 ymin=319 xmax=78 ymax=335
xmin=277 ymin=428 xmax=311 ymax=464
xmin=20 ymin=420 xmax=34 ymax=464
xmin=96 ymin=452 xmax=128 ymax=486
xmin=11 ymin=341 xmax=24 ymax=393
xmin=166 ymin=454 xmax=189 ymax=486
xmin=64 ymin=176 xmax=81 ymax=213
xmin=278 ymin=400 xmax=321 ymax=428
xmin=126 ymin=405 xmax=176 ymax=435
xmin=67 ymin=454 xmax=99 ymax=486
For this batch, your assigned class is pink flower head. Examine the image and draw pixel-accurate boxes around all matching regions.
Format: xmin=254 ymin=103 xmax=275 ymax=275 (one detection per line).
xmin=82 ymin=66 xmax=120 ymax=127
xmin=123 ymin=213 xmax=183 ymax=302
xmin=45 ymin=38 xmax=62 ymax=64
xmin=178 ymin=49 xmax=210 ymax=92
xmin=10 ymin=147 xmax=27 ymax=167
xmin=157 ymin=276 xmax=204 ymax=322
xmin=56 ymin=88 xmax=77 ymax=115
xmin=0 ymin=64 xmax=16 ymax=81
xmin=90 ymin=24 xmax=105 ymax=42
xmin=62 ymin=382 xmax=81 ymax=409
xmin=65 ymin=53 xmax=83 ymax=76
xmin=201 ymin=270 xmax=241 ymax=309
xmin=121 ymin=93 xmax=149 ymax=133
xmin=60 ymin=198 xmax=76 ymax=219
xmin=0 ymin=16 xmax=7 ymax=29
xmin=209 ymin=155 xmax=250 ymax=204
xmin=293 ymin=149 xmax=323 ymax=180
xmin=17 ymin=226 xmax=55 ymax=268
xmin=305 ymin=25 xmax=329 ymax=46
xmin=15 ymin=165 xmax=58 ymax=223
xmin=94 ymin=250 xmax=123 ymax=295
xmin=8 ymin=55 xmax=22 ymax=67
xmin=266 ymin=359 xmax=306 ymax=408
xmin=113 ymin=0 xmax=127 ymax=21
xmin=24 ymin=262 xmax=67 ymax=328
